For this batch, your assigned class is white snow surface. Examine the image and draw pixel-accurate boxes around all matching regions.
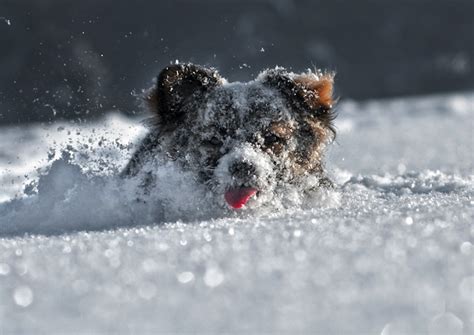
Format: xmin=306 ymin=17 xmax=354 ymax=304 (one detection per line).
xmin=0 ymin=92 xmax=473 ymax=334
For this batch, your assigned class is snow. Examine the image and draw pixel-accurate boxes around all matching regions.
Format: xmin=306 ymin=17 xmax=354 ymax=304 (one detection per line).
xmin=0 ymin=17 xmax=11 ymax=26
xmin=0 ymin=92 xmax=473 ymax=334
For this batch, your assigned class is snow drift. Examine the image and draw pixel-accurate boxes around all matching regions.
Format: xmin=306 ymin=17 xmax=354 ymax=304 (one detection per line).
xmin=0 ymin=93 xmax=472 ymax=334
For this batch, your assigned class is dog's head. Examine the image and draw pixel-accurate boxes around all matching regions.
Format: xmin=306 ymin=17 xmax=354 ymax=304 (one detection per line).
xmin=145 ymin=63 xmax=336 ymax=209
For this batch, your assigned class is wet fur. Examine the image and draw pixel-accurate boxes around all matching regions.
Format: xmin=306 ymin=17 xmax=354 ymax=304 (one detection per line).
xmin=123 ymin=63 xmax=337 ymax=208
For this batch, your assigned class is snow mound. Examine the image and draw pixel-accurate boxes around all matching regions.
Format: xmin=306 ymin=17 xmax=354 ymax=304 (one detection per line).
xmin=0 ymin=152 xmax=340 ymax=236
xmin=344 ymin=170 xmax=473 ymax=195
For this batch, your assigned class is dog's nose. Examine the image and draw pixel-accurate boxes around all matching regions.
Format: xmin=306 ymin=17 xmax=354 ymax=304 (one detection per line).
xmin=229 ymin=161 xmax=256 ymax=179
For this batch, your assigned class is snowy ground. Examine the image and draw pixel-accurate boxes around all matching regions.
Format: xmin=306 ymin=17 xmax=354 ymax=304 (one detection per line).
xmin=0 ymin=93 xmax=472 ymax=334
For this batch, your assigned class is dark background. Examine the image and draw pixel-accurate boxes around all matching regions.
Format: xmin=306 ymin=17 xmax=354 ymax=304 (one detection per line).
xmin=0 ymin=0 xmax=473 ymax=124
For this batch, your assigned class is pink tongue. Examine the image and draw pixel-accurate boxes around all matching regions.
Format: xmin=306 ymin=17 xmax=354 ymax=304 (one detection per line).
xmin=224 ymin=187 xmax=258 ymax=209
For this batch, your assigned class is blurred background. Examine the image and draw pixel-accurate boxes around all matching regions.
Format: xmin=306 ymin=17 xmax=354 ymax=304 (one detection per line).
xmin=0 ymin=0 xmax=472 ymax=124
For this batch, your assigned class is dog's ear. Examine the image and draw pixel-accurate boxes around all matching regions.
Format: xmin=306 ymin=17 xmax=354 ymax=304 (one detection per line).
xmin=263 ymin=68 xmax=336 ymax=138
xmin=145 ymin=63 xmax=221 ymax=125
xmin=262 ymin=68 xmax=335 ymax=113
xmin=293 ymin=73 xmax=334 ymax=110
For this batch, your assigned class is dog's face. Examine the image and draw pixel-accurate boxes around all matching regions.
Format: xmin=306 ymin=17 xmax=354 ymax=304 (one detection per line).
xmin=144 ymin=64 xmax=336 ymax=209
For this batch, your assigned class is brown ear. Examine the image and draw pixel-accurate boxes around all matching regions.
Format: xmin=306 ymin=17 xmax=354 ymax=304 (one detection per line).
xmin=293 ymin=73 xmax=334 ymax=110
xmin=262 ymin=68 xmax=336 ymax=138
xmin=262 ymin=68 xmax=335 ymax=111
xmin=145 ymin=63 xmax=221 ymax=125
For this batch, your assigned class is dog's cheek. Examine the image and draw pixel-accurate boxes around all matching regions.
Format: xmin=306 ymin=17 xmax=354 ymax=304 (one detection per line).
xmin=164 ymin=131 xmax=190 ymax=160
xmin=194 ymin=147 xmax=219 ymax=179
xmin=284 ymin=136 xmax=321 ymax=177
xmin=202 ymin=152 xmax=219 ymax=171
xmin=292 ymin=119 xmax=331 ymax=174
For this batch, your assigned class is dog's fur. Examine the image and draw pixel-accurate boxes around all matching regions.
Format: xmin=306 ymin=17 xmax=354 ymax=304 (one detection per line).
xmin=123 ymin=63 xmax=336 ymax=209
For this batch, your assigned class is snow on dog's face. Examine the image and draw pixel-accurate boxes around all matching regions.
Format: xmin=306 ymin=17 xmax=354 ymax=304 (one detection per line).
xmin=126 ymin=63 xmax=336 ymax=209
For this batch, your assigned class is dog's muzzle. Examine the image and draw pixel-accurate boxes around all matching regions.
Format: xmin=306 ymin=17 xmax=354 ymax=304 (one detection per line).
xmin=214 ymin=143 xmax=274 ymax=209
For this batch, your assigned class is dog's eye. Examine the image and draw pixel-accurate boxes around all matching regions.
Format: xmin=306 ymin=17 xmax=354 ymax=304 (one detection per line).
xmin=204 ymin=136 xmax=222 ymax=147
xmin=264 ymin=133 xmax=284 ymax=146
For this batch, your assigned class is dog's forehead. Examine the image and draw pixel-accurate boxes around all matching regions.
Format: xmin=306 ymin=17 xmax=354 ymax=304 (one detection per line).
xmin=198 ymin=81 xmax=293 ymax=128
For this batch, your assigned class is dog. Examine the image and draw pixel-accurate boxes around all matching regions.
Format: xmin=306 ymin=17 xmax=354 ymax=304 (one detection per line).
xmin=123 ymin=63 xmax=336 ymax=210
